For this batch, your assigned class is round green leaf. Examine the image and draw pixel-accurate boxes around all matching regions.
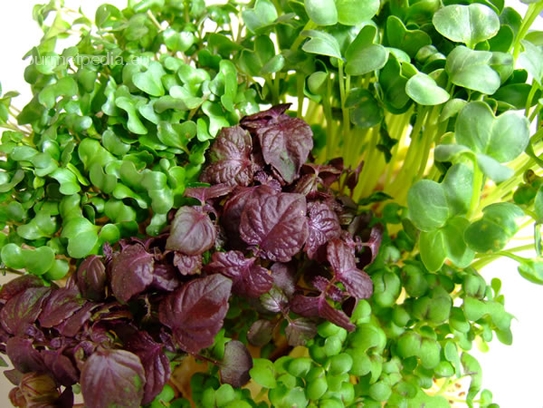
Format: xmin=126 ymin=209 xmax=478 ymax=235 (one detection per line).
xmin=406 ymin=73 xmax=450 ymax=105
xmin=445 ymin=46 xmax=501 ymax=94
xmin=305 ymin=0 xmax=338 ymax=26
xmin=407 ymin=180 xmax=449 ymax=231
xmin=433 ymin=3 xmax=500 ymax=48
xmin=335 ymin=0 xmax=379 ymax=26
xmin=301 ymin=30 xmax=342 ymax=60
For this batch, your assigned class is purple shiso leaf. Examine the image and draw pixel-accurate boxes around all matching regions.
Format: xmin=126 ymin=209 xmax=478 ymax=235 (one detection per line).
xmin=110 ymin=243 xmax=154 ymax=303
xmin=165 ymin=206 xmax=216 ymax=256
xmin=56 ymin=302 xmax=97 ymax=338
xmin=38 ymin=285 xmax=87 ymax=329
xmin=76 ymin=255 xmax=107 ymax=301
xmin=219 ymin=340 xmax=253 ymax=388
xmin=5 ymin=337 xmax=45 ymax=374
xmin=185 ymin=183 xmax=235 ymax=203
xmin=151 ymin=263 xmax=181 ymax=291
xmin=285 ymin=318 xmax=317 ymax=346
xmin=206 ymin=250 xmax=273 ymax=297
xmin=239 ymin=191 xmax=309 ymax=262
xmin=116 ymin=326 xmax=171 ymax=405
xmin=290 ymin=293 xmax=355 ymax=332
xmin=326 ymin=239 xmax=373 ymax=299
xmin=0 ymin=287 xmax=51 ymax=336
xmin=222 ymin=185 xmax=278 ymax=249
xmin=200 ymin=126 xmax=254 ymax=187
xmin=41 ymin=349 xmax=79 ymax=386
xmin=80 ymin=348 xmax=146 ymax=408
xmin=306 ymin=201 xmax=342 ymax=259
xmin=158 ymin=274 xmax=232 ymax=354
xmin=247 ymin=319 xmax=275 ymax=347
xmin=173 ymin=253 xmax=202 ymax=276
xmin=270 ymin=262 xmax=297 ymax=297
xmin=0 ymin=275 xmax=47 ymax=305
xmin=254 ymin=116 xmax=313 ymax=184
xmin=240 ymin=104 xmax=313 ymax=184
xmin=259 ymin=287 xmax=289 ymax=314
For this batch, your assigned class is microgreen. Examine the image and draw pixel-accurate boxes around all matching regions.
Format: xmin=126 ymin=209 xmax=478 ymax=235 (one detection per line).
xmin=1 ymin=0 xmax=543 ymax=407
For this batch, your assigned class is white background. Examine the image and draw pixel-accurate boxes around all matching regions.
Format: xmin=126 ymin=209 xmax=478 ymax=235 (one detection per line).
xmin=0 ymin=1 xmax=542 ymax=407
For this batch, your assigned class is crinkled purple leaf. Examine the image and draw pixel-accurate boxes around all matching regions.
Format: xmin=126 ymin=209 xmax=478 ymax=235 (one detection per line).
xmin=312 ymin=275 xmax=345 ymax=302
xmin=158 ymin=274 xmax=232 ymax=354
xmin=56 ymin=302 xmax=98 ymax=338
xmin=222 ymin=185 xmax=277 ymax=249
xmin=290 ymin=294 xmax=355 ymax=331
xmin=219 ymin=340 xmax=253 ymax=388
xmin=206 ymin=251 xmax=273 ymax=297
xmin=116 ymin=326 xmax=171 ymax=405
xmin=151 ymin=263 xmax=180 ymax=291
xmin=76 ymin=255 xmax=107 ymax=301
xmin=247 ymin=319 xmax=275 ymax=347
xmin=200 ymin=126 xmax=254 ymax=187
xmin=240 ymin=103 xmax=292 ymax=129
xmin=306 ymin=201 xmax=342 ymax=259
xmin=80 ymin=349 xmax=146 ymax=408
xmin=0 ymin=287 xmax=51 ymax=336
xmin=254 ymin=116 xmax=313 ymax=183
xmin=327 ymin=239 xmax=373 ymax=299
xmin=41 ymin=349 xmax=79 ymax=386
xmin=270 ymin=262 xmax=297 ymax=297
xmin=111 ymin=244 xmax=154 ymax=303
xmin=259 ymin=287 xmax=289 ymax=313
xmin=166 ymin=206 xmax=216 ymax=256
xmin=173 ymin=252 xmax=202 ymax=276
xmin=0 ymin=275 xmax=47 ymax=304
xmin=240 ymin=191 xmax=308 ymax=262
xmin=285 ymin=318 xmax=318 ymax=346
xmin=6 ymin=338 xmax=45 ymax=374
xmin=38 ymin=285 xmax=87 ymax=329
xmin=185 ymin=184 xmax=235 ymax=203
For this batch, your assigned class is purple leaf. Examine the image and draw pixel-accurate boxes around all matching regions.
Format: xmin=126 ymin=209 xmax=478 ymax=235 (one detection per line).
xmin=158 ymin=274 xmax=232 ymax=354
xmin=111 ymin=244 xmax=154 ymax=303
xmin=270 ymin=262 xmax=297 ymax=297
xmin=285 ymin=318 xmax=317 ymax=346
xmin=0 ymin=287 xmax=51 ymax=336
xmin=38 ymin=285 xmax=87 ymax=329
xmin=173 ymin=252 xmax=202 ymax=276
xmin=290 ymin=294 xmax=355 ymax=332
xmin=16 ymin=372 xmax=61 ymax=407
xmin=240 ymin=191 xmax=308 ymax=262
xmin=219 ymin=340 xmax=253 ymax=388
xmin=80 ymin=349 xmax=146 ymax=408
xmin=76 ymin=255 xmax=107 ymax=301
xmin=166 ymin=206 xmax=216 ymax=256
xmin=41 ymin=349 xmax=79 ymax=386
xmin=200 ymin=126 xmax=254 ymax=187
xmin=6 ymin=338 xmax=45 ymax=374
xmin=206 ymin=251 xmax=273 ymax=297
xmin=327 ymin=239 xmax=373 ymax=299
xmin=306 ymin=201 xmax=342 ymax=259
xmin=151 ymin=263 xmax=181 ymax=291
xmin=116 ymin=326 xmax=171 ymax=405
xmin=312 ymin=275 xmax=345 ymax=302
xmin=56 ymin=302 xmax=98 ymax=338
xmin=254 ymin=116 xmax=313 ymax=184
xmin=240 ymin=103 xmax=292 ymax=129
xmin=247 ymin=319 xmax=275 ymax=347
xmin=222 ymin=185 xmax=277 ymax=249
xmin=0 ymin=275 xmax=47 ymax=304
xmin=185 ymin=184 xmax=235 ymax=203
xmin=259 ymin=287 xmax=289 ymax=313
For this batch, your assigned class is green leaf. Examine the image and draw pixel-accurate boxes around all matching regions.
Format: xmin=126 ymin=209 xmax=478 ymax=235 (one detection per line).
xmin=518 ymin=259 xmax=543 ymax=285
xmin=301 ymin=30 xmax=343 ymax=60
xmin=242 ymin=0 xmax=278 ymax=33
xmin=386 ymin=15 xmax=432 ymax=58
xmin=163 ymin=28 xmax=195 ymax=53
xmin=420 ymin=229 xmax=447 ymax=272
xmin=50 ymin=168 xmax=81 ymax=195
xmin=445 ymin=46 xmax=501 ymax=94
xmin=61 ymin=217 xmax=100 ymax=258
xmin=442 ymin=163 xmax=473 ymax=216
xmin=250 ymin=358 xmax=277 ymax=389
xmin=405 ymin=72 xmax=450 ymax=105
xmin=335 ymin=0 xmax=379 ymax=26
xmin=464 ymin=202 xmax=525 ymax=253
xmin=518 ymin=40 xmax=543 ymax=85
xmin=461 ymin=352 xmax=483 ymax=403
xmin=115 ymin=96 xmax=148 ymax=135
xmin=455 ymin=101 xmax=530 ymax=163
xmin=345 ymin=26 xmax=388 ymax=76
xmin=132 ymin=61 xmax=166 ymax=97
xmin=304 ymin=0 xmax=338 ymax=26
xmin=433 ymin=3 xmax=500 ymax=48
xmin=407 ymin=180 xmax=449 ymax=231
xmin=476 ymin=153 xmax=514 ymax=182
